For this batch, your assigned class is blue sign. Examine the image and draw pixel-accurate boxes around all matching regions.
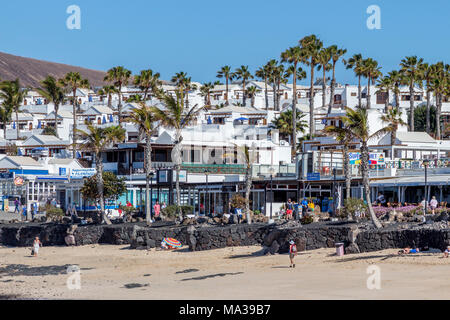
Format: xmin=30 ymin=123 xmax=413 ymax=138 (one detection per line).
xmin=307 ymin=172 xmax=321 ymax=181
xmin=59 ymin=168 xmax=67 ymax=176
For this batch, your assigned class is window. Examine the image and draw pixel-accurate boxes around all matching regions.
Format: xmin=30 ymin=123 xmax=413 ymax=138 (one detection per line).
xmin=414 ymin=95 xmax=422 ymax=101
xmin=334 ymin=94 xmax=342 ymax=103
xmin=376 ymin=92 xmax=388 ymax=104
xmin=351 ymin=92 xmax=357 ymax=97
xmin=361 ymin=93 xmax=367 ymax=99
xmin=402 ymin=95 xmax=410 ymax=101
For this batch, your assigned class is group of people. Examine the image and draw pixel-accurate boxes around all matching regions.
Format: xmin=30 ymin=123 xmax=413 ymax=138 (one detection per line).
xmin=398 ymin=246 xmax=449 ymax=258
xmin=281 ymin=198 xmax=318 ymax=220
xmin=13 ymin=199 xmax=40 ymax=221
xmin=376 ymin=192 xmax=446 ymax=215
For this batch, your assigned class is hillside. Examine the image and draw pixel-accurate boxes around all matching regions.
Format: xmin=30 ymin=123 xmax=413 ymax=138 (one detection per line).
xmin=0 ymin=52 xmax=106 ymax=88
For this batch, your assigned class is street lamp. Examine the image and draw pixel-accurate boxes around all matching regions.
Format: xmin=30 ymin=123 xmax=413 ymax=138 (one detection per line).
xmin=423 ymin=159 xmax=429 ymax=216
xmin=332 ymin=168 xmax=337 ymax=217
xmin=204 ymin=169 xmax=210 ymax=215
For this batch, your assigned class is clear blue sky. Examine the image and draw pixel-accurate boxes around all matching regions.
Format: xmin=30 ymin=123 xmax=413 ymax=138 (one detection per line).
xmin=0 ymin=0 xmax=449 ymax=85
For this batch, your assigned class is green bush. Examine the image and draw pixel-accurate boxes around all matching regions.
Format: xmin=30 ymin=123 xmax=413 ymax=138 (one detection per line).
xmin=300 ymin=215 xmax=314 ymax=225
xmin=344 ymin=198 xmax=368 ymax=219
xmin=45 ymin=205 xmax=64 ymax=219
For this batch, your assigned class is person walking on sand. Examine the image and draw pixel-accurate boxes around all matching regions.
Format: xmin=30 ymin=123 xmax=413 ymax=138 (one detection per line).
xmin=289 ymin=240 xmax=298 ymax=268
xmin=153 ymin=201 xmax=161 ymax=219
xmin=32 ymin=237 xmax=42 ymax=257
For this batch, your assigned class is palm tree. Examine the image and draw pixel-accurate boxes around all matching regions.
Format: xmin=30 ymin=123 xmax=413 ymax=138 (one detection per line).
xmin=104 ymin=66 xmax=132 ymax=127
xmin=77 ymin=125 xmax=126 ymax=225
xmin=217 ymin=66 xmax=232 ymax=105
xmin=380 ymin=107 xmax=407 ymax=149
xmin=97 ymin=85 xmax=118 ymax=108
xmin=282 ymin=46 xmax=308 ymax=147
xmin=128 ymin=104 xmax=156 ymax=225
xmin=246 ymin=86 xmax=260 ymax=107
xmin=342 ymin=106 xmax=385 ymax=229
xmin=37 ymin=76 xmax=65 ymax=137
xmin=255 ymin=64 xmax=271 ymax=110
xmin=376 ymin=76 xmax=393 ymax=113
xmin=200 ymin=82 xmax=214 ymax=106
xmin=388 ymin=70 xmax=403 ymax=108
xmin=235 ymin=144 xmax=256 ymax=224
xmin=171 ymin=72 xmax=194 ymax=108
xmin=324 ymin=124 xmax=354 ymax=218
xmin=134 ymin=69 xmax=161 ymax=101
xmin=233 ymin=66 xmax=253 ymax=106
xmin=299 ymin=35 xmax=323 ymax=136
xmin=60 ymin=72 xmax=90 ymax=158
xmin=274 ymin=64 xmax=288 ymax=111
xmin=0 ymin=104 xmax=12 ymax=139
xmin=266 ymin=59 xmax=279 ymax=110
xmin=127 ymin=94 xmax=143 ymax=103
xmin=421 ymin=63 xmax=435 ymax=134
xmin=151 ymin=91 xmax=201 ymax=220
xmin=361 ymin=58 xmax=382 ymax=109
xmin=328 ymin=45 xmax=347 ymax=114
xmin=317 ymin=47 xmax=332 ymax=110
xmin=400 ymin=56 xmax=424 ymax=131
xmin=0 ymin=79 xmax=28 ymax=140
xmin=271 ymin=109 xmax=308 ymax=143
xmin=429 ymin=62 xmax=448 ymax=140
xmin=344 ymin=54 xmax=364 ymax=107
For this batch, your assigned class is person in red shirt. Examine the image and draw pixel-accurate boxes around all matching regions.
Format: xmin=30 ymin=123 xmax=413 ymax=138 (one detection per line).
xmin=153 ymin=201 xmax=161 ymax=218
xmin=289 ymin=240 xmax=298 ymax=268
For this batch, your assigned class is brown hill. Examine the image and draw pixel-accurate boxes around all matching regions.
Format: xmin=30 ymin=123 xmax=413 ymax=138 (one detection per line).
xmin=0 ymin=52 xmax=106 ymax=88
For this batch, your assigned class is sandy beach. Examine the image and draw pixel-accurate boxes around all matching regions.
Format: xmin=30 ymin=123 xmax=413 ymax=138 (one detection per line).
xmin=0 ymin=244 xmax=449 ymax=300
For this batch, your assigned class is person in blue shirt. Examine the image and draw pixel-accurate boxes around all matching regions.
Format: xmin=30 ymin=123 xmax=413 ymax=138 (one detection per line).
xmin=22 ymin=205 xmax=27 ymax=221
xmin=294 ymin=201 xmax=300 ymax=220
xmin=301 ymin=198 xmax=308 ymax=216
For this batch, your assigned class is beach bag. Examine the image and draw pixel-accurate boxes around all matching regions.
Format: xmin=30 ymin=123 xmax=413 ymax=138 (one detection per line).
xmin=30 ymin=248 xmax=35 ymax=255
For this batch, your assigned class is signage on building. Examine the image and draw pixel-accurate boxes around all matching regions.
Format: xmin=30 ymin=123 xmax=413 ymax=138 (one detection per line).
xmin=349 ymin=152 xmax=385 ymax=165
xmin=307 ymin=172 xmax=321 ymax=181
xmin=70 ymin=168 xmax=97 ymax=178
xmin=14 ymin=176 xmax=25 ymax=186
xmin=59 ymin=168 xmax=67 ymax=176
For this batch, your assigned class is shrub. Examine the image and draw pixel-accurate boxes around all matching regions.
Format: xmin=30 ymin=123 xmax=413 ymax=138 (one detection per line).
xmin=344 ymin=198 xmax=368 ymax=219
xmin=230 ymin=194 xmax=247 ymax=209
xmin=161 ymin=205 xmax=194 ymax=219
xmin=45 ymin=205 xmax=64 ymax=220
xmin=300 ymin=215 xmax=314 ymax=225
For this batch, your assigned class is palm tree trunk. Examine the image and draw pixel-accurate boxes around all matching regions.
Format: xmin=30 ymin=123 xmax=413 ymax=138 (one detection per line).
xmin=328 ymin=63 xmax=336 ymax=114
xmin=366 ymin=77 xmax=371 ymax=109
xmin=409 ymin=82 xmax=415 ymax=131
xmin=361 ymin=142 xmax=382 ymax=229
xmin=143 ymin=88 xmax=149 ymax=102
xmin=436 ymin=94 xmax=442 ymax=140
xmin=185 ymin=89 xmax=189 ymax=109
xmin=15 ymin=109 xmax=19 ymax=140
xmin=118 ymin=84 xmax=122 ymax=127
xmin=107 ymin=94 xmax=112 ymax=108
xmin=426 ymin=89 xmax=431 ymax=134
xmin=395 ymin=85 xmax=399 ymax=108
xmin=277 ymin=81 xmax=281 ymax=110
xmin=245 ymin=166 xmax=252 ymax=224
xmin=343 ymin=142 xmax=352 ymax=220
xmin=272 ymin=81 xmax=277 ymax=110
xmin=145 ymin=133 xmax=152 ymax=225
xmin=174 ymin=129 xmax=182 ymax=220
xmin=96 ymin=154 xmax=111 ymax=225
xmin=225 ymin=76 xmax=229 ymax=105
xmin=292 ymin=62 xmax=297 ymax=149
xmin=54 ymin=104 xmax=59 ymax=138
xmin=72 ymin=90 xmax=77 ymax=159
xmin=358 ymin=75 xmax=362 ymax=107
xmin=309 ymin=63 xmax=315 ymax=136
xmin=264 ymin=77 xmax=269 ymax=110
xmin=242 ymin=81 xmax=246 ymax=106
xmin=322 ymin=68 xmax=327 ymax=110
xmin=384 ymin=89 xmax=389 ymax=113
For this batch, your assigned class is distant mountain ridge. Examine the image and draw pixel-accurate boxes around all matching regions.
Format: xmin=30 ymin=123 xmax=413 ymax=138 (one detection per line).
xmin=0 ymin=51 xmax=106 ymax=88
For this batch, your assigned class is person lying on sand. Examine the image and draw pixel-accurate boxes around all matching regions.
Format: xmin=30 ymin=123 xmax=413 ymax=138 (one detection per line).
xmin=444 ymin=246 xmax=449 ymax=258
xmin=398 ymin=247 xmax=419 ymax=255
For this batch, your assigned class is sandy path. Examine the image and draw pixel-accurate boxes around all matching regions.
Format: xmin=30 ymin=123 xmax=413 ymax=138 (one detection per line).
xmin=0 ymin=245 xmax=449 ymax=300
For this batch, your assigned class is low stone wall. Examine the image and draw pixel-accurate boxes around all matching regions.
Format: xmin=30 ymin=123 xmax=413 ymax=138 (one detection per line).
xmin=1 ymin=221 xmax=449 ymax=254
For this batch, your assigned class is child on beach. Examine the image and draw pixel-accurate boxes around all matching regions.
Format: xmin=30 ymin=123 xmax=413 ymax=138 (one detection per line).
xmin=398 ymin=247 xmax=419 ymax=255
xmin=32 ymin=237 xmax=42 ymax=257
xmin=444 ymin=246 xmax=449 ymax=258
xmin=289 ymin=240 xmax=298 ymax=268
